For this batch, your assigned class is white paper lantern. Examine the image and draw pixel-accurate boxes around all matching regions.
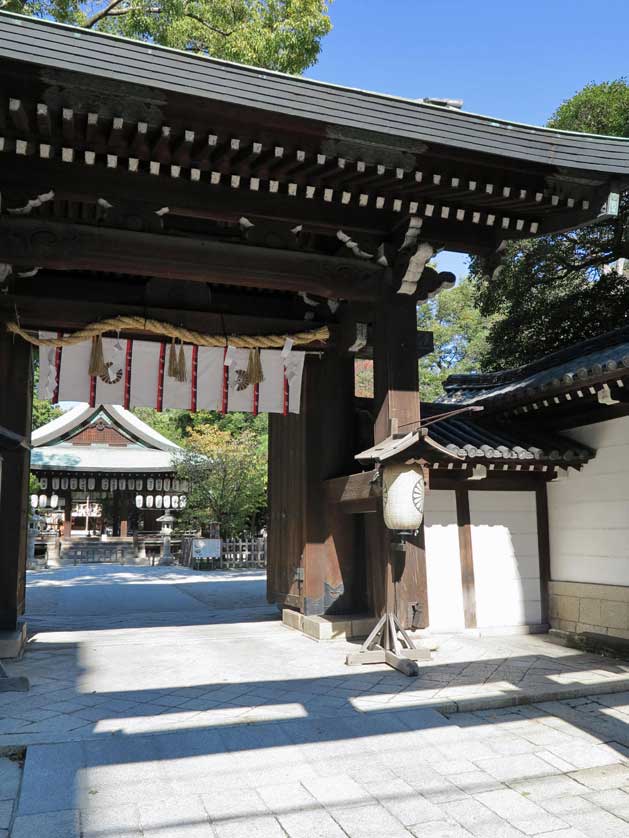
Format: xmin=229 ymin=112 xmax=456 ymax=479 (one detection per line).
xmin=128 ymin=479 xmax=135 ymax=490
xmin=87 ymin=478 xmax=96 ymax=491
xmin=52 ymin=478 xmax=60 ymax=490
xmin=163 ymin=495 xmax=171 ymax=509
xmin=119 ymin=478 xmax=126 ymax=490
xmin=146 ymin=495 xmax=154 ymax=508
xmin=50 ymin=494 xmax=59 ymax=509
xmin=135 ymin=495 xmax=144 ymax=509
xmin=147 ymin=478 xmax=154 ymax=491
xmin=136 ymin=479 xmax=143 ymax=490
xmin=382 ymin=464 xmax=425 ymax=531
xmin=30 ymin=494 xmax=39 ymax=509
xmin=172 ymin=495 xmax=179 ymax=509
xmin=79 ymin=478 xmax=86 ymax=491
xmin=155 ymin=495 xmax=163 ymax=509
xmin=156 ymin=478 xmax=163 ymax=490
xmin=164 ymin=478 xmax=171 ymax=491
xmin=179 ymin=495 xmax=187 ymax=508
xmin=61 ymin=477 xmax=69 ymax=490
xmin=70 ymin=478 xmax=77 ymax=490
xmin=101 ymin=478 xmax=109 ymax=491
xmin=39 ymin=477 xmax=48 ymax=490
xmin=38 ymin=494 xmax=47 ymax=508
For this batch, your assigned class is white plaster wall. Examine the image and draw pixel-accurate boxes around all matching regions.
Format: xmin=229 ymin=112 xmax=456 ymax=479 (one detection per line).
xmin=423 ymin=490 xmax=465 ymax=631
xmin=548 ymin=415 xmax=629 ymax=586
xmin=469 ymin=491 xmax=541 ymax=627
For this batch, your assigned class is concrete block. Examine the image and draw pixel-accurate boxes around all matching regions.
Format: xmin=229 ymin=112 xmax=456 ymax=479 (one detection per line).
xmin=579 ymin=598 xmax=601 ymax=626
xmin=11 ymin=810 xmax=80 ymax=838
xmin=0 ymin=623 xmax=26 ymax=660
xmin=557 ymin=596 xmax=579 ymax=622
xmin=601 ymin=600 xmax=629 ymax=631
xmin=281 ymin=609 xmax=303 ymax=632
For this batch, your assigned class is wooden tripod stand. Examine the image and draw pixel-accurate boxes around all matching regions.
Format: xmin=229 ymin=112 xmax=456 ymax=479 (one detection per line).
xmin=346 ymin=533 xmax=431 ymax=677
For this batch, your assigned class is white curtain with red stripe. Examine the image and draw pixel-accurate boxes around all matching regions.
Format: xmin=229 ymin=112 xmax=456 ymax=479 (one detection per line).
xmin=39 ymin=337 xmax=306 ymax=415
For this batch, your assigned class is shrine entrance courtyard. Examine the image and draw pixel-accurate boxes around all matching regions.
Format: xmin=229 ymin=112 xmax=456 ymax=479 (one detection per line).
xmin=4 ymin=567 xmax=629 ymax=836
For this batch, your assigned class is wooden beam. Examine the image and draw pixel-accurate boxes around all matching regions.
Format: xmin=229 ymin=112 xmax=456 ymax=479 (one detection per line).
xmin=0 ymin=330 xmax=32 ymax=630
xmin=536 ymin=483 xmax=551 ymax=627
xmin=455 ymin=487 xmax=477 ymax=629
xmin=325 ymin=470 xmax=379 ymax=506
xmin=0 ymin=217 xmax=383 ymax=301
xmin=0 ymin=154 xmax=395 ymax=238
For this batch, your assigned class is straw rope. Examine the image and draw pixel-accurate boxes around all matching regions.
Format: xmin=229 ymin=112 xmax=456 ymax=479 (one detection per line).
xmin=5 ymin=317 xmax=330 ymax=349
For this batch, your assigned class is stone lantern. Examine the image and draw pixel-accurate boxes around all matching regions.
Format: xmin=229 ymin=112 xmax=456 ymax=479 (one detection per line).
xmin=156 ymin=512 xmax=175 ymax=565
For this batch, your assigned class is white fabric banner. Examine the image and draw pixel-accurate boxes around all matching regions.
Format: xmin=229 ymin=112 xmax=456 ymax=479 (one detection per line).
xmin=39 ymin=336 xmax=305 ymax=414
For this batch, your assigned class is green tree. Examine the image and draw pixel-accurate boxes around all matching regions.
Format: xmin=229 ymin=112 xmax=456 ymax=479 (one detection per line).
xmin=418 ymin=277 xmax=493 ymax=400
xmin=7 ymin=0 xmax=332 ymax=74
xmin=473 ymin=79 xmax=629 ymax=369
xmin=175 ymin=424 xmax=267 ymax=536
xmin=32 ymin=360 xmax=61 ymax=431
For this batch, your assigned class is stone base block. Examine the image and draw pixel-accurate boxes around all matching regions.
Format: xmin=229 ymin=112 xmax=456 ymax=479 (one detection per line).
xmin=463 ymin=623 xmax=549 ymax=638
xmin=282 ymin=610 xmax=377 ymax=641
xmin=0 ymin=622 xmax=27 ymax=659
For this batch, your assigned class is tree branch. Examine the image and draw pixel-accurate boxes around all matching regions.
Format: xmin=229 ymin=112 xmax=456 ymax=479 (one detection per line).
xmin=184 ymin=11 xmax=233 ymax=37
xmin=85 ymin=0 xmax=128 ymax=27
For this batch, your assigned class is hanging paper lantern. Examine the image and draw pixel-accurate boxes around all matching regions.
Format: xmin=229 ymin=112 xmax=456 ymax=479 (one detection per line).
xmin=39 ymin=477 xmax=48 ymax=490
xmin=87 ymin=478 xmax=96 ymax=491
xmin=30 ymin=494 xmax=39 ymax=509
xmin=164 ymin=478 xmax=171 ymax=491
xmin=136 ymin=479 xmax=143 ymax=490
xmin=52 ymin=478 xmax=60 ymax=490
xmin=179 ymin=495 xmax=187 ymax=508
xmin=61 ymin=477 xmax=69 ymax=490
xmin=156 ymin=478 xmax=163 ymax=491
xmin=382 ymin=464 xmax=425 ymax=531
xmin=70 ymin=478 xmax=77 ymax=490
xmin=155 ymin=495 xmax=163 ymax=509
xmin=50 ymin=494 xmax=59 ymax=509
xmin=164 ymin=495 xmax=171 ymax=509
xmin=110 ymin=478 xmax=118 ymax=490
xmin=128 ymin=479 xmax=135 ymax=491
xmin=119 ymin=478 xmax=126 ymax=490
xmin=79 ymin=478 xmax=86 ymax=491
xmin=38 ymin=494 xmax=47 ymax=508
xmin=147 ymin=478 xmax=154 ymax=491
xmin=101 ymin=478 xmax=109 ymax=491
xmin=146 ymin=495 xmax=154 ymax=508
xmin=135 ymin=495 xmax=144 ymax=509
xmin=172 ymin=495 xmax=179 ymax=509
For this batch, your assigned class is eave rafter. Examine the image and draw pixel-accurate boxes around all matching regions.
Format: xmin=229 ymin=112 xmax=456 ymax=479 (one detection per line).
xmin=0 ymin=87 xmax=618 ymax=257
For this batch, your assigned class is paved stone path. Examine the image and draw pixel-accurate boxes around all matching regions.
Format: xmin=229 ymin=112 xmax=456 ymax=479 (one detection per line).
xmin=4 ymin=565 xmax=629 ymax=836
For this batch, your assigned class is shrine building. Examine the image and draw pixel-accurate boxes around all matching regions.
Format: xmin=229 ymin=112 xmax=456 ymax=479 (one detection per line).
xmin=30 ymin=404 xmax=187 ymax=562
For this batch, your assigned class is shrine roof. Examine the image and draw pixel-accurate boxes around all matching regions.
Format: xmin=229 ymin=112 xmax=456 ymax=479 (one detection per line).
xmin=441 ymin=326 xmax=629 ymax=416
xmin=32 ymin=404 xmax=180 ymax=451
xmin=1 ymin=12 xmax=629 ymax=175
xmin=31 ymin=404 xmax=181 ymax=472
xmin=30 ymin=445 xmax=177 ymax=473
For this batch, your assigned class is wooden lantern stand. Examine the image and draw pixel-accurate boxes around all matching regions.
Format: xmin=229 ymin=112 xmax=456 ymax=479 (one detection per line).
xmin=346 ymin=532 xmax=431 ymax=677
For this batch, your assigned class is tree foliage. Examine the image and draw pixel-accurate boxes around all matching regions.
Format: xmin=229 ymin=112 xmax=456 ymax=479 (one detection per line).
xmin=174 ymin=424 xmax=267 ymax=536
xmin=417 ymin=277 xmax=493 ymax=400
xmin=6 ymin=0 xmax=332 ymax=74
xmin=472 ymin=78 xmax=629 ymax=369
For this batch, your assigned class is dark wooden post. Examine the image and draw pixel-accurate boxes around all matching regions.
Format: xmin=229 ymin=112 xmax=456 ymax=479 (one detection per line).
xmin=370 ymin=290 xmax=429 ymax=629
xmin=120 ymin=495 xmax=129 ymax=538
xmin=267 ymin=342 xmax=358 ymax=616
xmin=455 ymin=487 xmax=477 ymax=629
xmin=0 ymin=331 xmax=33 ymax=632
xmin=63 ymin=493 xmax=72 ymax=537
xmin=536 ymin=483 xmax=551 ymax=626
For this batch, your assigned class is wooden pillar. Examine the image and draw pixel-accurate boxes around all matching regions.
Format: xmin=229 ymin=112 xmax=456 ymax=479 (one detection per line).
xmin=120 ymin=495 xmax=129 ymax=538
xmin=536 ymin=483 xmax=551 ymax=626
xmin=63 ymin=493 xmax=72 ymax=537
xmin=370 ymin=290 xmax=429 ymax=629
xmin=0 ymin=331 xmax=32 ymax=631
xmin=455 ymin=487 xmax=477 ymax=628
xmin=267 ymin=343 xmax=358 ymax=616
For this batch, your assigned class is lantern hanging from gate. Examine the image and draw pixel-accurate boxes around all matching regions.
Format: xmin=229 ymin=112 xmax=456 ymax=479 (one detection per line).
xmin=382 ymin=463 xmax=425 ymax=531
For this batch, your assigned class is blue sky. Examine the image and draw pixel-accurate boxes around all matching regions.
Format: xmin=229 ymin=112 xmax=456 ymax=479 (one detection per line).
xmin=311 ymin=0 xmax=629 ymax=279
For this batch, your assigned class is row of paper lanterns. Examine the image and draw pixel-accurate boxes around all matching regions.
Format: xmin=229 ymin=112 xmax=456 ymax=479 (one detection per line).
xmin=135 ymin=495 xmax=187 ymax=509
xmin=37 ymin=476 xmax=189 ymax=492
xmin=31 ymin=493 xmax=187 ymax=510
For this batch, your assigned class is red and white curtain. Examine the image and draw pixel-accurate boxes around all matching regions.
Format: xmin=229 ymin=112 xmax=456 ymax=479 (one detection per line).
xmin=39 ymin=336 xmax=306 ymax=414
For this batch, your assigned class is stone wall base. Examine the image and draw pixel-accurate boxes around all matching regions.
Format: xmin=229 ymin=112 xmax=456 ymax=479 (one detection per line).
xmin=0 ymin=622 xmax=27 ymax=660
xmin=550 ymin=580 xmax=629 ymax=639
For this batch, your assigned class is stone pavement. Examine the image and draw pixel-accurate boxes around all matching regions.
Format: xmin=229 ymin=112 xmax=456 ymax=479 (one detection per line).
xmin=3 ymin=565 xmax=629 ymax=836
